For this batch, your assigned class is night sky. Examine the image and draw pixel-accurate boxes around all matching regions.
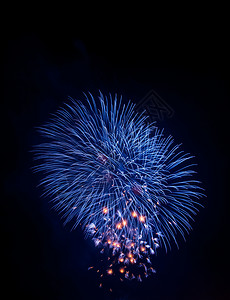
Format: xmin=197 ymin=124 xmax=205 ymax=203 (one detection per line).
xmin=3 ymin=24 xmax=229 ymax=300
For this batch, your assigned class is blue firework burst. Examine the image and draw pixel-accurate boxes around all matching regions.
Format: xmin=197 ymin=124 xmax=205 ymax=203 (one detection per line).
xmin=34 ymin=92 xmax=203 ymax=282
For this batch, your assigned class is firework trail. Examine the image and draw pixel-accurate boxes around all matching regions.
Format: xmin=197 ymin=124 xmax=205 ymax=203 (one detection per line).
xmin=34 ymin=92 xmax=203 ymax=286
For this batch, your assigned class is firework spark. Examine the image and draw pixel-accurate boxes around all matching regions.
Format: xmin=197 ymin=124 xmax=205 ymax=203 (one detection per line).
xmin=34 ymin=92 xmax=204 ymax=284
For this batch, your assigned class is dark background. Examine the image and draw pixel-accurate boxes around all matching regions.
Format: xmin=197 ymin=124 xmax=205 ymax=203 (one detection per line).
xmin=3 ymin=22 xmax=229 ymax=300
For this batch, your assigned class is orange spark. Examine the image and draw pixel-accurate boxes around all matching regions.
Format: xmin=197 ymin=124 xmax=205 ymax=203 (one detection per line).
xmin=132 ymin=211 xmax=137 ymax=218
xmin=116 ymin=223 xmax=122 ymax=229
xmin=119 ymin=268 xmax=125 ymax=274
xmin=107 ymin=269 xmax=113 ymax=275
xmin=122 ymin=220 xmax=127 ymax=226
xmin=103 ymin=207 xmax=108 ymax=214
xmin=139 ymin=215 xmax=145 ymax=222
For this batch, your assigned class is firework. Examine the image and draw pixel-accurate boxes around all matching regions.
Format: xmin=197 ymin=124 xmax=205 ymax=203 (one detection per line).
xmin=34 ymin=92 xmax=203 ymax=283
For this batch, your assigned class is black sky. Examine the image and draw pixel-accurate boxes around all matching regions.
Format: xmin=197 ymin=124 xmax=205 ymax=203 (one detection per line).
xmin=3 ymin=19 xmax=229 ymax=300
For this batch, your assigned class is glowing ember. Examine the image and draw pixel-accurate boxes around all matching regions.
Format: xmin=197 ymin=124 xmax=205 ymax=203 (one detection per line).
xmin=103 ymin=207 xmax=108 ymax=214
xmin=122 ymin=220 xmax=127 ymax=226
xmin=139 ymin=215 xmax=145 ymax=223
xmin=107 ymin=269 xmax=113 ymax=275
xmin=116 ymin=223 xmax=122 ymax=229
xmin=132 ymin=211 xmax=137 ymax=218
